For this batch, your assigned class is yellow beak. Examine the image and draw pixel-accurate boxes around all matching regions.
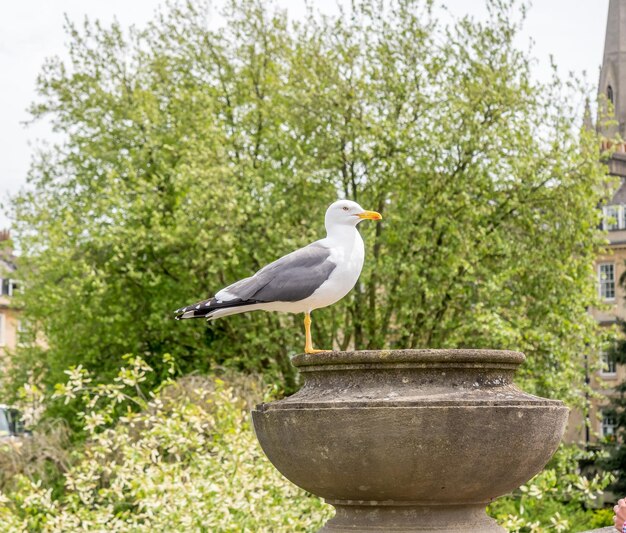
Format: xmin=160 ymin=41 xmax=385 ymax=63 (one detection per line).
xmin=357 ymin=210 xmax=383 ymax=220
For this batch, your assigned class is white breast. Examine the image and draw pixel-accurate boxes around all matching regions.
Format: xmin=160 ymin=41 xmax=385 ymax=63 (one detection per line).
xmin=302 ymin=229 xmax=365 ymax=312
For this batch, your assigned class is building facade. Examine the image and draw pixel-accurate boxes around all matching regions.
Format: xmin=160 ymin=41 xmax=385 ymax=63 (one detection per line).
xmin=0 ymin=230 xmax=21 ymax=361
xmin=566 ymin=0 xmax=626 ymax=445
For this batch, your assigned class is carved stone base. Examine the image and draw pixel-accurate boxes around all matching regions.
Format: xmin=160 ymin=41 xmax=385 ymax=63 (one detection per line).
xmin=320 ymin=501 xmax=504 ymax=532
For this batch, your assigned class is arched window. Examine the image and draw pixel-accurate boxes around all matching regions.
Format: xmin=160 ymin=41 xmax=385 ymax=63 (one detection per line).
xmin=608 ymin=85 xmax=614 ymax=104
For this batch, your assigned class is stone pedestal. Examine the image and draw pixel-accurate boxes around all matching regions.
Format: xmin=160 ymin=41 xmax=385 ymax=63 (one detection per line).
xmin=251 ymin=349 xmax=569 ymax=533
xmin=320 ymin=503 xmax=503 ymax=532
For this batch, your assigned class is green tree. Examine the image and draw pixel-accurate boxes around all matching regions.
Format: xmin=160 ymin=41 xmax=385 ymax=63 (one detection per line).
xmin=8 ymin=0 xmax=610 ymax=400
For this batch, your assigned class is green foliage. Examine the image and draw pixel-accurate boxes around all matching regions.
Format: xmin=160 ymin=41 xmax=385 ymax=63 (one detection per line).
xmin=589 ymin=508 xmax=616 ymax=529
xmin=8 ymin=0 xmax=610 ymax=403
xmin=488 ymin=445 xmax=614 ymax=532
xmin=0 ymin=360 xmax=332 ymax=532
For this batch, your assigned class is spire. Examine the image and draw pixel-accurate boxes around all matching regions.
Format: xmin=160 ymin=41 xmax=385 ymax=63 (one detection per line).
xmin=599 ymin=0 xmax=626 ymax=139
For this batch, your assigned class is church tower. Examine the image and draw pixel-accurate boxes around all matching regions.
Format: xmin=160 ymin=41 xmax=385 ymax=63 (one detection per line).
xmin=599 ymin=0 xmax=626 ymax=176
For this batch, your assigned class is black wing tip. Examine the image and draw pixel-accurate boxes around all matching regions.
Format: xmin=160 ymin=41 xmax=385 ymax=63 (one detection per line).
xmin=174 ymin=296 xmax=263 ymax=321
xmin=174 ymin=299 xmax=215 ymax=320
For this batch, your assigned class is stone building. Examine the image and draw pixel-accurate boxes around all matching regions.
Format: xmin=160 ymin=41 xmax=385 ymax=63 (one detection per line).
xmin=567 ymin=0 xmax=626 ymax=445
xmin=0 ymin=230 xmax=21 ymax=361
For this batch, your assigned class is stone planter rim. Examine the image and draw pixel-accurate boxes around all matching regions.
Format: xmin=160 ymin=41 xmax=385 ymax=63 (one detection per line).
xmin=291 ymin=348 xmax=525 ymax=369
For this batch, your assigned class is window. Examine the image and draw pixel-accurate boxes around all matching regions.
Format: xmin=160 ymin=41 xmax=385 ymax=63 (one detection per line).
xmin=0 ymin=410 xmax=9 ymax=437
xmin=16 ymin=320 xmax=29 ymax=347
xmin=0 ymin=409 xmax=25 ymax=437
xmin=599 ymin=263 xmax=616 ymax=300
xmin=608 ymin=85 xmax=615 ymax=104
xmin=601 ymin=351 xmax=617 ymax=375
xmin=0 ymin=279 xmax=18 ymax=296
xmin=6 ymin=409 xmax=24 ymax=435
xmin=602 ymin=411 xmax=617 ymax=439
xmin=604 ymin=205 xmax=621 ymax=230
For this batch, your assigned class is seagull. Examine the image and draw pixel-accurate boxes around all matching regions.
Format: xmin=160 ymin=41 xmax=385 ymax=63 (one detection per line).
xmin=174 ymin=200 xmax=382 ymax=353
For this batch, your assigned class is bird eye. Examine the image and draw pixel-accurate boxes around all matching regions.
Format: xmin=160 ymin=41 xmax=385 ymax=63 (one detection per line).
xmin=342 ymin=206 xmax=349 ymax=211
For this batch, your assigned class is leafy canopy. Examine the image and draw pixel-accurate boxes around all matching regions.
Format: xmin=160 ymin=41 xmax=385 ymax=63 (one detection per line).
xmin=9 ymin=0 xmax=610 ymax=398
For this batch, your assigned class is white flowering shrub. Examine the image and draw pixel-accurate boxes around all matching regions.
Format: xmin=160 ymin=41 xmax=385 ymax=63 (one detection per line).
xmin=15 ymin=369 xmax=46 ymax=427
xmin=488 ymin=445 xmax=614 ymax=532
xmin=0 ymin=356 xmax=332 ymax=532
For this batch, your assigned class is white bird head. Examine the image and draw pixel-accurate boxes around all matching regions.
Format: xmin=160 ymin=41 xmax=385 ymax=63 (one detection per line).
xmin=324 ymin=200 xmax=382 ymax=231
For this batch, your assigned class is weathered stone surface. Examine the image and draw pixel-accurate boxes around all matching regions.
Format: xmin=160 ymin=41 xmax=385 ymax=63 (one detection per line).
xmin=252 ymin=349 xmax=569 ymax=532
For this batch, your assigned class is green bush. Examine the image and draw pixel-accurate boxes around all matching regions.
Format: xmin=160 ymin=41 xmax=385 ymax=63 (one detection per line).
xmin=0 ymin=358 xmax=332 ymax=532
xmin=488 ymin=445 xmax=613 ymax=532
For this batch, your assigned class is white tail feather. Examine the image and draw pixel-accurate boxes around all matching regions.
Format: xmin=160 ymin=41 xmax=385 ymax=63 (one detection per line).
xmin=206 ymin=304 xmax=268 ymax=321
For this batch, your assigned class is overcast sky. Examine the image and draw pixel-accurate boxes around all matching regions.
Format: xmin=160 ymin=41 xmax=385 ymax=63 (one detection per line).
xmin=0 ymin=1 xmax=611 ymax=228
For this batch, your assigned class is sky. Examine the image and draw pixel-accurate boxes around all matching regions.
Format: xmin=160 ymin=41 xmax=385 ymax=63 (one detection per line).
xmin=0 ymin=1 xmax=612 ymax=228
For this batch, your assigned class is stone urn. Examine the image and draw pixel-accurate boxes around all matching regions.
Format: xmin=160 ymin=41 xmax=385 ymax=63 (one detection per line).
xmin=251 ymin=350 xmax=569 ymax=532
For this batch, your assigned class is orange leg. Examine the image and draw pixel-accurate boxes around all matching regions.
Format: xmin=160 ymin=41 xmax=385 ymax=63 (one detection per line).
xmin=304 ymin=312 xmax=330 ymax=354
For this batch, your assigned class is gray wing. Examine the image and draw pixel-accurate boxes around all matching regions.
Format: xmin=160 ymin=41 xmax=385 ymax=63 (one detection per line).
xmin=217 ymin=242 xmax=336 ymax=303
